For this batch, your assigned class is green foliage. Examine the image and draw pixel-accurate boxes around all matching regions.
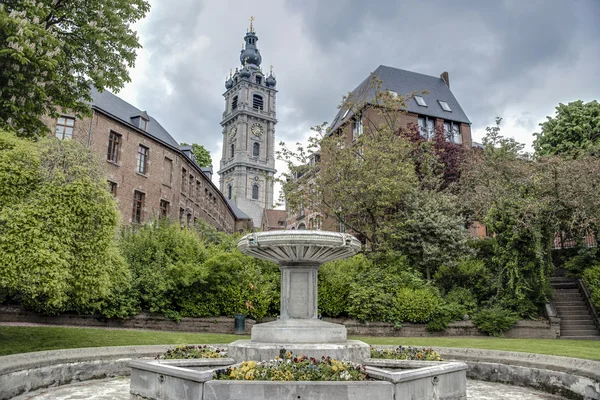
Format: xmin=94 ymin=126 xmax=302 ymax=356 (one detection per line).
xmin=119 ymin=220 xmax=209 ymax=316
xmin=318 ymin=255 xmax=366 ymax=317
xmin=389 ymin=189 xmax=472 ymax=280
xmin=370 ymin=346 xmax=442 ymax=361
xmin=445 ymin=288 xmax=478 ymax=317
xmin=534 ymin=100 xmax=600 ymax=157
xmin=562 ymin=248 xmax=599 ymax=276
xmin=392 ymin=287 xmax=441 ymax=323
xmin=345 ymin=256 xmax=427 ymax=323
xmin=473 ymin=307 xmax=519 ymax=337
xmin=159 ymin=345 xmax=228 ymax=359
xmin=180 ymin=143 xmax=213 ymax=167
xmin=583 ymin=264 xmax=600 ymax=310
xmin=0 ymin=131 xmax=128 ymax=315
xmin=434 ymin=257 xmax=491 ymax=302
xmin=0 ymin=0 xmax=150 ymax=137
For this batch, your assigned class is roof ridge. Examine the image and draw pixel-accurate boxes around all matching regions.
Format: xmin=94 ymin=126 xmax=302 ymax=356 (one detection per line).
xmin=375 ymin=64 xmax=444 ymax=82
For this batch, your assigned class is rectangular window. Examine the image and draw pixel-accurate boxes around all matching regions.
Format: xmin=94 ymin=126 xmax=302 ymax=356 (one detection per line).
xmin=443 ymin=121 xmax=462 ymax=144
xmin=189 ymin=174 xmax=194 ymax=197
xmin=132 ymin=191 xmax=145 ymax=224
xmin=418 ymin=117 xmax=435 ymax=139
xmin=352 ymin=114 xmax=363 ymax=139
xmin=163 ymin=157 xmax=173 ymax=185
xmin=108 ymin=181 xmax=117 ymax=196
xmin=55 ymin=116 xmax=75 ymax=140
xmin=196 ymin=180 xmax=201 ymax=202
xmin=181 ymin=168 xmax=187 ymax=193
xmin=136 ymin=145 xmax=148 ymax=175
xmin=107 ymin=131 xmax=121 ymax=163
xmin=439 ymin=100 xmax=452 ymax=112
xmin=159 ymin=200 xmax=170 ymax=218
xmin=414 ymin=96 xmax=427 ymax=107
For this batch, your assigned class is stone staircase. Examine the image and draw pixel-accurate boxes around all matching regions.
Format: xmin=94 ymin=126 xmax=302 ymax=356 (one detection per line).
xmin=551 ymin=278 xmax=600 ymax=340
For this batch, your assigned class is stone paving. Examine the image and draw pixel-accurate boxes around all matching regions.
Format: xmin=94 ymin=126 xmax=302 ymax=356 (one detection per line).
xmin=12 ymin=377 xmax=564 ymax=400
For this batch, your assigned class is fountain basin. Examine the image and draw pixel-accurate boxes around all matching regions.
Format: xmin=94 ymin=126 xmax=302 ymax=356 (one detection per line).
xmin=128 ymin=358 xmax=468 ymax=400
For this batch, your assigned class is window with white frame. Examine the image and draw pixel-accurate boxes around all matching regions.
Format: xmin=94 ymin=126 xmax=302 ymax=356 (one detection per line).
xmin=414 ymin=96 xmax=427 ymax=107
xmin=438 ymin=100 xmax=452 ymax=112
xmin=418 ymin=117 xmax=435 ymax=139
xmin=443 ymin=121 xmax=462 ymax=144
xmin=55 ymin=116 xmax=74 ymax=139
xmin=352 ymin=113 xmax=363 ymax=139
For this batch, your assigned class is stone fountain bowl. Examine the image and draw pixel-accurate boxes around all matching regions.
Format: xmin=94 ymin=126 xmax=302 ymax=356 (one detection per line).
xmin=237 ymin=230 xmax=362 ymax=265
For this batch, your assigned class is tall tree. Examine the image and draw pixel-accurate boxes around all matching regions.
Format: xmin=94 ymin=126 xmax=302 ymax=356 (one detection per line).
xmin=0 ymin=130 xmax=129 ymax=314
xmin=533 ymin=100 xmax=600 ymax=157
xmin=180 ymin=142 xmax=212 ymax=167
xmin=279 ymin=76 xmax=471 ymax=270
xmin=0 ymin=0 xmax=150 ymax=137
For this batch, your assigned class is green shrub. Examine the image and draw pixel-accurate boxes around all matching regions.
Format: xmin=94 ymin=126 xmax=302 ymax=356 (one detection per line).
xmin=563 ymin=248 xmax=599 ymax=276
xmin=0 ymin=133 xmax=129 ymax=315
xmin=370 ymin=346 xmax=442 ymax=361
xmin=119 ymin=219 xmax=209 ymax=316
xmin=434 ymin=257 xmax=492 ymax=302
xmin=445 ymin=288 xmax=478 ymax=317
xmin=392 ymin=287 xmax=441 ymax=323
xmin=319 ymin=255 xmax=367 ymax=317
xmin=346 ymin=258 xmax=426 ymax=323
xmin=473 ymin=307 xmax=519 ymax=337
xmin=583 ymin=263 xmax=600 ymax=310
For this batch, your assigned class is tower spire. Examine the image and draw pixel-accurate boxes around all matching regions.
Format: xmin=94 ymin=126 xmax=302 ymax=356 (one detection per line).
xmin=249 ymin=16 xmax=255 ymax=33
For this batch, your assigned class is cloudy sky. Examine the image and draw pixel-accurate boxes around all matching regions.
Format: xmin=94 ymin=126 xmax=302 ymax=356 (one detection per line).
xmin=118 ymin=0 xmax=600 ymax=198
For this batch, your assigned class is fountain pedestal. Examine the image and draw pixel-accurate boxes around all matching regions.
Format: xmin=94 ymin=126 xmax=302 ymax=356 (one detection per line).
xmin=228 ymin=230 xmax=370 ymax=362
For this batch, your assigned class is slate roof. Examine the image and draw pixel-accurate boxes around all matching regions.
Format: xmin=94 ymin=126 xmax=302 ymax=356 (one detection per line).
xmin=90 ymin=87 xmax=180 ymax=148
xmin=329 ymin=65 xmax=471 ymax=133
xmin=227 ymin=200 xmax=252 ymax=220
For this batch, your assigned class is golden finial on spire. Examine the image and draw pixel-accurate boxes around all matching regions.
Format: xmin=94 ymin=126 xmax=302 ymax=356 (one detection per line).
xmin=249 ymin=16 xmax=255 ymax=32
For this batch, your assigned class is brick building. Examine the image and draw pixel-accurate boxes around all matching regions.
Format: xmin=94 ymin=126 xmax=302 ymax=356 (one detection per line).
xmin=286 ymin=65 xmax=474 ymax=231
xmin=44 ymin=88 xmax=251 ymax=233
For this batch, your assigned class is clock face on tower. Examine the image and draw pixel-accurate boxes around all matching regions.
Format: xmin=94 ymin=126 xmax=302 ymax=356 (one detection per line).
xmin=251 ymin=123 xmax=264 ymax=137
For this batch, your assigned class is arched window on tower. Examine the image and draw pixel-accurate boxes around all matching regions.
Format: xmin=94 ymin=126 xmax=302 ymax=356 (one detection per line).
xmin=253 ymin=142 xmax=260 ymax=157
xmin=232 ymin=95 xmax=238 ymax=111
xmin=252 ymin=184 xmax=259 ymax=200
xmin=252 ymin=94 xmax=263 ymax=110
xmin=228 ymin=184 xmax=232 ymax=200
xmin=230 ymin=144 xmax=234 ymax=158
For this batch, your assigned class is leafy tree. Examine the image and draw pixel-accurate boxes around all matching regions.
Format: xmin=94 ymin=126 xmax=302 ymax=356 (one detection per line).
xmin=533 ymin=100 xmax=600 ymax=157
xmin=0 ymin=0 xmax=150 ymax=137
xmin=180 ymin=142 xmax=213 ymax=167
xmin=279 ymin=76 xmax=471 ymax=268
xmin=0 ymin=130 xmax=128 ymax=314
xmin=459 ymin=118 xmax=600 ymax=316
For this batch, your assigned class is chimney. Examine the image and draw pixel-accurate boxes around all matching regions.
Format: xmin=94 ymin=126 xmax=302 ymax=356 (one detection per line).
xmin=440 ymin=71 xmax=450 ymax=87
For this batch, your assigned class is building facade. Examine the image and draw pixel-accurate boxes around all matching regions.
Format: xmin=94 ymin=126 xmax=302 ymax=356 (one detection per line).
xmin=218 ymin=21 xmax=277 ymax=228
xmin=43 ymin=88 xmax=249 ymax=233
xmin=286 ymin=66 xmax=474 ymax=231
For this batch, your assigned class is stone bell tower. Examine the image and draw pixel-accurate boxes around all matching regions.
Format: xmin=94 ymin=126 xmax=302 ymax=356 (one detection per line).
xmin=218 ymin=17 xmax=277 ymax=228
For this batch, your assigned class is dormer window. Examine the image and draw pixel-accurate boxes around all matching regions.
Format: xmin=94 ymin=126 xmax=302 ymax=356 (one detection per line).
xmin=256 ymin=76 xmax=262 ymax=85
xmin=415 ymin=96 xmax=427 ymax=107
xmin=253 ymin=94 xmax=263 ymax=110
xmin=131 ymin=111 xmax=149 ymax=131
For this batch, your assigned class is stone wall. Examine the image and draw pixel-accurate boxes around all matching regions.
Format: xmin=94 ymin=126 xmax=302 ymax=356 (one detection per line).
xmin=0 ymin=307 xmax=559 ymax=339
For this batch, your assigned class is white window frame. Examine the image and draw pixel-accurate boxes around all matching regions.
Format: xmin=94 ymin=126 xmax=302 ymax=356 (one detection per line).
xmin=415 ymin=96 xmax=427 ymax=107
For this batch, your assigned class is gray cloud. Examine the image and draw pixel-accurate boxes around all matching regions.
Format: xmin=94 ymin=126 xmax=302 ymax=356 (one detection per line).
xmin=121 ymin=0 xmax=600 ymax=173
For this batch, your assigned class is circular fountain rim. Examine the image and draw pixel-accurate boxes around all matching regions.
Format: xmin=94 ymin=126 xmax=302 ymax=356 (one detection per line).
xmin=237 ymin=230 xmax=362 ymax=265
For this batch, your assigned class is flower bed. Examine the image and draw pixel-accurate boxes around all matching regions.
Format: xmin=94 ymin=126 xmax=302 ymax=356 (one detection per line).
xmin=213 ymin=350 xmax=367 ymax=381
xmin=157 ymin=345 xmax=228 ymax=359
xmin=370 ymin=346 xmax=442 ymax=361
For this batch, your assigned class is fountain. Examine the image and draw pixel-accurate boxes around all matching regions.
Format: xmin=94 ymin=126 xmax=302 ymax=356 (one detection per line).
xmin=128 ymin=230 xmax=469 ymax=400
xmin=227 ymin=230 xmax=370 ymax=362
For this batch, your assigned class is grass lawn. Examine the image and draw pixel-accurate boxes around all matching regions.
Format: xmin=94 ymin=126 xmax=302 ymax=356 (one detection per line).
xmin=0 ymin=326 xmax=599 ymax=360
xmin=353 ymin=336 xmax=600 ymax=361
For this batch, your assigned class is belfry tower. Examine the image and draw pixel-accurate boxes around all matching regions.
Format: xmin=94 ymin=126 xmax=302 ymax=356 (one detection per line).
xmin=218 ymin=17 xmax=277 ymax=228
